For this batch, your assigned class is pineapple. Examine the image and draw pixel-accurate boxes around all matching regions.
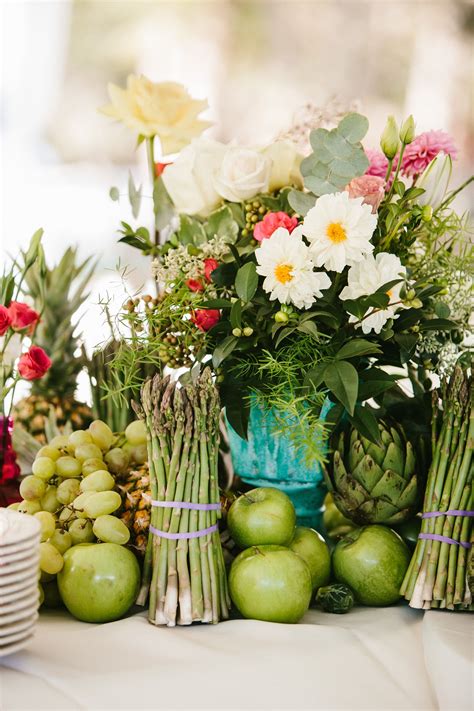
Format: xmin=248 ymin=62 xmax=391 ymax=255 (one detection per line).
xmin=13 ymin=248 xmax=95 ymax=443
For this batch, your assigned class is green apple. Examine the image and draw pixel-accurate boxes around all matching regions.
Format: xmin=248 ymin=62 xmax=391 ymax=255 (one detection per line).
xmin=333 ymin=525 xmax=411 ymax=606
xmin=227 ymin=487 xmax=296 ymax=549
xmin=229 ymin=545 xmax=312 ymax=623
xmin=289 ymin=527 xmax=331 ymax=591
xmin=57 ymin=543 xmax=140 ymax=623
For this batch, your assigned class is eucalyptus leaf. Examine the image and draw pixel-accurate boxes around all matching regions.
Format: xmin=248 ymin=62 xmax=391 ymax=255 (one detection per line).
xmin=288 ymin=190 xmax=317 ymax=216
xmin=109 ymin=186 xmax=120 ymax=202
xmin=128 ymin=172 xmax=142 ymax=219
xmin=153 ymin=177 xmax=175 ymax=231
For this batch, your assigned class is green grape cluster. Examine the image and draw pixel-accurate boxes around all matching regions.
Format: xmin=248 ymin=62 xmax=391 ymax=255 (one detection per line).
xmin=9 ymin=419 xmax=148 ymax=608
xmin=241 ymin=198 xmax=269 ymax=238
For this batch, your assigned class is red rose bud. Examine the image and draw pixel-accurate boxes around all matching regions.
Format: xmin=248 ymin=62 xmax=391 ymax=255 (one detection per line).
xmin=192 ymin=309 xmax=220 ymax=332
xmin=254 ymin=212 xmax=298 ymax=242
xmin=203 ymin=258 xmax=219 ymax=283
xmin=8 ymin=301 xmax=40 ymax=334
xmin=0 ymin=305 xmax=12 ymax=336
xmin=186 ymin=278 xmax=204 ymax=293
xmin=155 ymin=162 xmax=172 ymax=178
xmin=18 ymin=345 xmax=52 ymax=381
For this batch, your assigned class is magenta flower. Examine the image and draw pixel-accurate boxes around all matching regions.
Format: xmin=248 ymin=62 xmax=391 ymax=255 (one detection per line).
xmin=365 ymin=149 xmax=392 ymax=180
xmin=401 ymin=130 xmax=457 ymax=179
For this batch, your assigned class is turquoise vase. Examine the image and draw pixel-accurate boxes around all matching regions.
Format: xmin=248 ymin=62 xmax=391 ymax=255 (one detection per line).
xmin=226 ymin=400 xmax=331 ymax=529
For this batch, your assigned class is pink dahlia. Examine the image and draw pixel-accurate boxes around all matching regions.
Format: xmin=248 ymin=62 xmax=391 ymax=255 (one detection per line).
xmin=365 ymin=149 xmax=391 ymax=180
xmin=401 ymin=130 xmax=457 ymax=178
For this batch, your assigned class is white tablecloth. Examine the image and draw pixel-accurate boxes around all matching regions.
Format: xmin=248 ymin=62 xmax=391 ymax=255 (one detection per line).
xmin=0 ymin=606 xmax=472 ymax=710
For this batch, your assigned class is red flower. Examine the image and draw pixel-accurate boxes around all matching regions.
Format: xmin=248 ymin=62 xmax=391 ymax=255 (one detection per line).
xmin=192 ymin=309 xmax=220 ymax=332
xmin=0 ymin=306 xmax=12 ymax=336
xmin=155 ymin=162 xmax=172 ymax=178
xmin=186 ymin=278 xmax=204 ymax=293
xmin=254 ymin=212 xmax=298 ymax=242
xmin=204 ymin=258 xmax=219 ymax=283
xmin=8 ymin=302 xmax=40 ymax=334
xmin=17 ymin=346 xmax=52 ymax=381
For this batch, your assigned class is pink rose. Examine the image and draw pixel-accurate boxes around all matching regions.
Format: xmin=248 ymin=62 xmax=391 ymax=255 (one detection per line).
xmin=8 ymin=301 xmax=40 ymax=334
xmin=401 ymin=130 xmax=457 ymax=178
xmin=253 ymin=212 xmax=298 ymax=242
xmin=345 ymin=175 xmax=385 ymax=213
xmin=0 ymin=306 xmax=12 ymax=336
xmin=18 ymin=346 xmax=52 ymax=381
xmin=191 ymin=309 xmax=220 ymax=332
xmin=203 ymin=258 xmax=219 ymax=283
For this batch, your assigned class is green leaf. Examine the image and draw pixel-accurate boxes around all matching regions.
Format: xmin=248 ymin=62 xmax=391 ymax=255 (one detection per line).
xmin=419 ymin=318 xmax=456 ymax=332
xmin=153 ymin=177 xmax=175 ymax=231
xmin=287 ymin=190 xmax=316 ymax=215
xmin=304 ymin=362 xmax=328 ymax=390
xmin=349 ymin=405 xmax=381 ymax=445
xmin=128 ymin=172 xmax=142 ymax=219
xmin=434 ymin=302 xmax=451 ymax=319
xmin=230 ymin=299 xmax=242 ymax=329
xmin=235 ymin=262 xmax=258 ymax=302
xmin=109 ymin=186 xmax=120 ymax=201
xmin=358 ymin=369 xmax=401 ymax=400
xmin=200 ymin=299 xmax=232 ymax=309
xmin=297 ymin=320 xmax=320 ymax=338
xmin=177 ymin=215 xmax=206 ymax=246
xmin=274 ymin=326 xmax=295 ymax=348
xmin=224 ymin=387 xmax=250 ymax=440
xmin=336 ymin=339 xmax=382 ymax=360
xmin=212 ymin=335 xmax=239 ymax=368
xmin=211 ymin=262 xmax=237 ymax=287
xmin=324 ymin=360 xmax=358 ymax=415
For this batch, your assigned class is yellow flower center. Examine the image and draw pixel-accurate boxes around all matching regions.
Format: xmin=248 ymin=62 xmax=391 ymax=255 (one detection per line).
xmin=274 ymin=263 xmax=294 ymax=284
xmin=326 ymin=222 xmax=347 ymax=243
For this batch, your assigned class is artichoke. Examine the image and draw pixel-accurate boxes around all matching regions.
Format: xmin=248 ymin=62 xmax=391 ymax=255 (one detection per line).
xmin=326 ymin=422 xmax=418 ymax=526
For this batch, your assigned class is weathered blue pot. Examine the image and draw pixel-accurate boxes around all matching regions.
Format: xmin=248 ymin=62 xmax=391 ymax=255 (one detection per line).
xmin=226 ymin=399 xmax=331 ymax=529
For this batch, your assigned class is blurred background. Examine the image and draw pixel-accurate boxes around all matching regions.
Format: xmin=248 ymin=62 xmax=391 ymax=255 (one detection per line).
xmin=1 ymin=0 xmax=473 ymax=369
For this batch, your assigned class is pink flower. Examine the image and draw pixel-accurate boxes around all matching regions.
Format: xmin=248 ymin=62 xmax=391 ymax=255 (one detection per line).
xmin=0 ymin=306 xmax=12 ymax=336
xmin=401 ymin=131 xmax=457 ymax=178
xmin=203 ymin=258 xmax=219 ymax=283
xmin=345 ymin=175 xmax=385 ymax=213
xmin=365 ymin=149 xmax=392 ymax=180
xmin=191 ymin=309 xmax=220 ymax=332
xmin=18 ymin=346 xmax=52 ymax=381
xmin=8 ymin=302 xmax=40 ymax=334
xmin=254 ymin=212 xmax=298 ymax=242
xmin=186 ymin=278 xmax=204 ymax=293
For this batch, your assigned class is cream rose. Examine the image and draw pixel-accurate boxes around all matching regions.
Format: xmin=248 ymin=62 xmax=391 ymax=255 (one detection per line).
xmin=162 ymin=138 xmax=226 ymax=216
xmin=213 ymin=147 xmax=271 ymax=202
xmin=100 ymin=75 xmax=211 ymax=155
xmin=263 ymin=140 xmax=303 ymax=192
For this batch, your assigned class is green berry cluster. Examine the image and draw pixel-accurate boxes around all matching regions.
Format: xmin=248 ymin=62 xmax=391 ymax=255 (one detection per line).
xmin=241 ymin=198 xmax=269 ymax=238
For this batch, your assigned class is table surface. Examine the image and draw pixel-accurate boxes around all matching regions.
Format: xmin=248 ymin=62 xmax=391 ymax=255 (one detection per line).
xmin=0 ymin=606 xmax=472 ymax=711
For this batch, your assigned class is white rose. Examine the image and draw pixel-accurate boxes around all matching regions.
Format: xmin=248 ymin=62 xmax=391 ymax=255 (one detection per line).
xmin=263 ymin=140 xmax=303 ymax=192
xmin=214 ymin=147 xmax=271 ymax=202
xmin=162 ymin=137 xmax=226 ymax=216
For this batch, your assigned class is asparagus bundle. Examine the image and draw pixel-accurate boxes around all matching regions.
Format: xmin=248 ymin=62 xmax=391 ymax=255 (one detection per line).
xmin=401 ymin=364 xmax=473 ymax=610
xmin=136 ymin=368 xmax=231 ymax=625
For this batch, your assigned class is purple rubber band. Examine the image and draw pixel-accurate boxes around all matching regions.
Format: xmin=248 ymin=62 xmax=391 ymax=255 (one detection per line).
xmin=151 ymin=500 xmax=221 ymax=511
xmin=418 ymin=533 xmax=472 ymax=550
xmin=422 ymin=510 xmax=474 ymax=519
xmin=150 ymin=524 xmax=218 ymax=540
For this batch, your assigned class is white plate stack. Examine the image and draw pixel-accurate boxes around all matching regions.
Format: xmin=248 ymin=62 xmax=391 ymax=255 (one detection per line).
xmin=0 ymin=508 xmax=41 ymax=656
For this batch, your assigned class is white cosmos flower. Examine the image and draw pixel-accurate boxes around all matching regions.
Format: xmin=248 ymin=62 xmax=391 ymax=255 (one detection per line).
xmin=340 ymin=252 xmax=407 ymax=334
xmin=302 ymin=191 xmax=377 ymax=272
xmin=255 ymin=226 xmax=331 ymax=310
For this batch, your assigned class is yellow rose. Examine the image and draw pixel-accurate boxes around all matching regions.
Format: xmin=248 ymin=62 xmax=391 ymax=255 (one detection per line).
xmin=100 ymin=75 xmax=212 ymax=155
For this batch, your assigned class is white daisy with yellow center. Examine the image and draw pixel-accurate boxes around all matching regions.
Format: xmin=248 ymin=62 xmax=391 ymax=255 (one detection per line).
xmin=255 ymin=226 xmax=331 ymax=309
xmin=302 ymin=191 xmax=377 ymax=272
xmin=340 ymin=252 xmax=407 ymax=334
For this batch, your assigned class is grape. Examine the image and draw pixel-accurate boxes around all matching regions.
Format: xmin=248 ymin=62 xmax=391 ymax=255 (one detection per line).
xmin=125 ymin=420 xmax=147 ymax=446
xmin=34 ymin=511 xmax=56 ymax=542
xmin=75 ymin=443 xmax=103 ymax=464
xmin=59 ymin=507 xmax=76 ymax=525
xmin=49 ymin=435 xmax=69 ymax=450
xmin=56 ymin=456 xmax=82 ymax=478
xmin=39 ymin=542 xmax=64 ymax=574
xmin=131 ymin=444 xmax=147 ymax=465
xmin=89 ymin=420 xmax=115 ymax=451
xmin=7 ymin=502 xmax=20 ymax=510
xmin=84 ymin=491 xmax=122 ymax=518
xmin=37 ymin=446 xmax=61 ymax=462
xmin=32 ymin=457 xmax=56 ymax=482
xmin=20 ymin=475 xmax=46 ymax=501
xmin=82 ymin=457 xmax=107 ymax=477
xmin=38 ymin=583 xmax=44 ymax=607
xmin=105 ymin=448 xmax=129 ymax=474
xmin=79 ymin=469 xmax=115 ymax=493
xmin=49 ymin=528 xmax=72 ymax=554
xmin=18 ymin=499 xmax=42 ymax=515
xmin=69 ymin=519 xmax=95 ymax=545
xmin=71 ymin=491 xmax=95 ymax=518
xmin=67 ymin=430 xmax=93 ymax=452
xmin=40 ymin=570 xmax=55 ymax=583
xmin=57 ymin=478 xmax=81 ymax=505
xmin=93 ymin=515 xmax=130 ymax=545
xmin=41 ymin=485 xmax=61 ymax=514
